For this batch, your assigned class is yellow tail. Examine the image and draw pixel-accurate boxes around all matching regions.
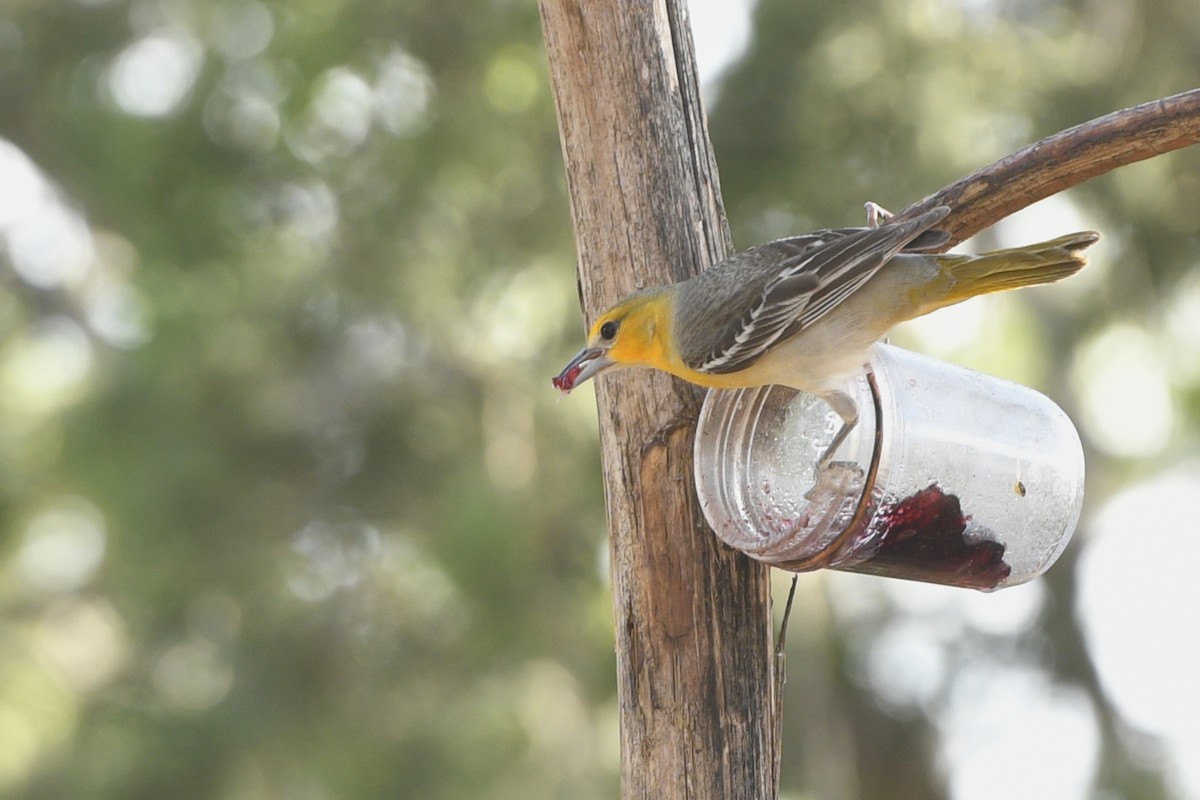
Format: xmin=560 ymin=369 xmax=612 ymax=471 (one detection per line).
xmin=937 ymin=231 xmax=1101 ymax=305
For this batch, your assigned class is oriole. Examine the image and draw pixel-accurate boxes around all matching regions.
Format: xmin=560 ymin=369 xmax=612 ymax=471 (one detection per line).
xmin=554 ymin=205 xmax=1099 ymax=462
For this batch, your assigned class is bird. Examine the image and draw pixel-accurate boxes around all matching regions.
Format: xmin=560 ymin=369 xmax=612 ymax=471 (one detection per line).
xmin=553 ymin=204 xmax=1100 ymax=466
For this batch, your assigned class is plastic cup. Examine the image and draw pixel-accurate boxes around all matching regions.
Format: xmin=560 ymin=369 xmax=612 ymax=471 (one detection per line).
xmin=693 ymin=344 xmax=1085 ymax=590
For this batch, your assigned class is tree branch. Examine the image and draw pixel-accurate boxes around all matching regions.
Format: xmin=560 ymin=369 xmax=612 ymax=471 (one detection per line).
xmin=894 ymin=88 xmax=1200 ymax=246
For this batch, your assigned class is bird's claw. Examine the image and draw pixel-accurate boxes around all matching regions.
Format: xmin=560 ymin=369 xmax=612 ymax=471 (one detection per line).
xmin=864 ymin=201 xmax=894 ymax=228
xmin=804 ymin=459 xmax=866 ymax=501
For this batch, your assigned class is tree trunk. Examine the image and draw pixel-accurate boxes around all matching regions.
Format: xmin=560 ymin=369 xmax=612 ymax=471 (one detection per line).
xmin=538 ymin=1 xmax=780 ymax=798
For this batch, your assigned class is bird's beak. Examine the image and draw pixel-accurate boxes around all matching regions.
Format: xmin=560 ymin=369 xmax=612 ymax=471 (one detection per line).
xmin=552 ymin=347 xmax=613 ymax=394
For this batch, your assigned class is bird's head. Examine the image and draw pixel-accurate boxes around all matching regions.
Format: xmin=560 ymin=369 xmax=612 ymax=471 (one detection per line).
xmin=552 ymin=290 xmax=669 ymax=394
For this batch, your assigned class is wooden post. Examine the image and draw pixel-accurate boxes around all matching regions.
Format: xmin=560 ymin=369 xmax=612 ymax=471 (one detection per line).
xmin=538 ymin=0 xmax=780 ymax=798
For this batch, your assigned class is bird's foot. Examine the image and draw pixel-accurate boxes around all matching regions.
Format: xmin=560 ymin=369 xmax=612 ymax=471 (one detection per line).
xmin=804 ymin=459 xmax=866 ymax=501
xmin=864 ymin=201 xmax=894 ymax=228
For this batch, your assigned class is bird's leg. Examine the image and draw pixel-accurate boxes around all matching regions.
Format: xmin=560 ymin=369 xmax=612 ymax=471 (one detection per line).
xmin=817 ymin=389 xmax=859 ymax=469
xmin=864 ymin=201 xmax=894 ymax=228
xmin=804 ymin=390 xmax=863 ymax=502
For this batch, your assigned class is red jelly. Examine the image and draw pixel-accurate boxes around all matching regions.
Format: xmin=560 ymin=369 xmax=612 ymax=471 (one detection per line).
xmin=846 ymin=484 xmax=1011 ymax=590
xmin=552 ymin=363 xmax=583 ymax=393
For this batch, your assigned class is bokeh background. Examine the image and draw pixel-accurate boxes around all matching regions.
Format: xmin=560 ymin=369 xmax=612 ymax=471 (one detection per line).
xmin=1 ymin=0 xmax=1198 ymax=798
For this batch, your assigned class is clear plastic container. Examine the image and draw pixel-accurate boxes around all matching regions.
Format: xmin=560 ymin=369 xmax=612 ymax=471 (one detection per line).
xmin=694 ymin=344 xmax=1085 ymax=590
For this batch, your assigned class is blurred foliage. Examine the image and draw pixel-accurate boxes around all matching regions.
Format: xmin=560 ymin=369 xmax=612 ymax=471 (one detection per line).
xmin=0 ymin=0 xmax=1197 ymax=798
xmin=1 ymin=1 xmax=610 ymax=798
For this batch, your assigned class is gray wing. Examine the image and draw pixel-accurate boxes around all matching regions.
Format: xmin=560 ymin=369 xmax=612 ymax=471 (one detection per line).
xmin=690 ymin=206 xmax=950 ymax=375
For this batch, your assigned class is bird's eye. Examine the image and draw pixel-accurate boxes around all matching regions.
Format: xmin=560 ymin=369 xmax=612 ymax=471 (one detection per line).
xmin=600 ymin=321 xmax=618 ymax=340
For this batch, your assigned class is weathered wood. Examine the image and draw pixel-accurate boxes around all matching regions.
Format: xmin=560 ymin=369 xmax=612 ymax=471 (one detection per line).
xmin=894 ymin=88 xmax=1200 ymax=246
xmin=538 ymin=0 xmax=779 ymax=798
